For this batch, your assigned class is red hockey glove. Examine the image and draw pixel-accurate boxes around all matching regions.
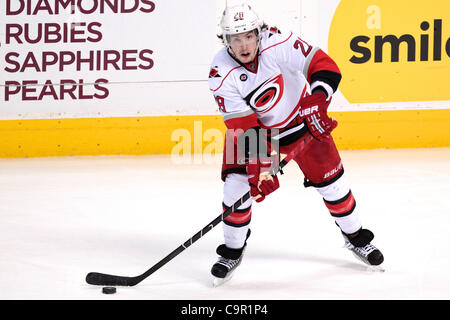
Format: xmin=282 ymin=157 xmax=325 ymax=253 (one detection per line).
xmin=247 ymin=154 xmax=280 ymax=203
xmin=300 ymin=92 xmax=338 ymax=141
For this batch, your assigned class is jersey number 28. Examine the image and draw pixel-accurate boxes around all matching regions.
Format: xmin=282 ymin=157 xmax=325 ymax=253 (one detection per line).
xmin=215 ymin=95 xmax=226 ymax=112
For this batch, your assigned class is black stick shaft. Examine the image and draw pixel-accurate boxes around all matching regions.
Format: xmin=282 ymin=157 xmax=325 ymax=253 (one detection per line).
xmin=137 ymin=191 xmax=251 ymax=282
xmin=86 ymin=148 xmax=298 ymax=286
xmin=86 ymin=191 xmax=252 ymax=286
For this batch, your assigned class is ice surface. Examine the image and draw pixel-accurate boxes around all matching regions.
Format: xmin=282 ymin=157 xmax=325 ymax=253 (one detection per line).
xmin=0 ymin=148 xmax=449 ymax=299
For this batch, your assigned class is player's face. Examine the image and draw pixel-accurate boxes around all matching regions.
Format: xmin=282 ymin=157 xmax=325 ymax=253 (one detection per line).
xmin=228 ymin=31 xmax=259 ymax=64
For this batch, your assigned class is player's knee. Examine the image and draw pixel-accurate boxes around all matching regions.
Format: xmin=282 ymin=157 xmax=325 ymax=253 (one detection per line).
xmin=223 ymin=173 xmax=251 ymax=208
xmin=315 ymin=173 xmax=350 ymax=201
xmin=316 ymin=175 xmax=361 ymax=233
xmin=223 ymin=173 xmax=252 ymax=228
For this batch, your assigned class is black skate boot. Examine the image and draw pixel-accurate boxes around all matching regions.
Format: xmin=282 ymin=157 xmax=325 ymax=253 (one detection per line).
xmin=342 ymin=228 xmax=384 ymax=268
xmin=211 ymin=229 xmax=251 ymax=286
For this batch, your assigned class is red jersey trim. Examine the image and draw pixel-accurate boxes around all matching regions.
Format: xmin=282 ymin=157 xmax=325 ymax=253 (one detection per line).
xmin=306 ymin=49 xmax=341 ymax=83
xmin=210 ymin=65 xmax=242 ymax=92
xmin=260 ymin=32 xmax=293 ymax=54
xmin=243 ymin=54 xmax=258 ymax=73
xmin=228 ymin=50 xmax=260 ymax=74
xmin=224 ymin=112 xmax=259 ymax=131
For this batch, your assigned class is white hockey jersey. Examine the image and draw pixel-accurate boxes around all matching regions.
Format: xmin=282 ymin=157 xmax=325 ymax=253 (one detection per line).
xmin=208 ymin=27 xmax=341 ymax=132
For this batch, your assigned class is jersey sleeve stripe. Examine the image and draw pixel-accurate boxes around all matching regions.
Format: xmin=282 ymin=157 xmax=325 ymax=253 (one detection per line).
xmin=306 ymin=49 xmax=341 ymax=83
xmin=210 ymin=66 xmax=242 ymax=92
xmin=302 ymin=46 xmax=320 ymax=79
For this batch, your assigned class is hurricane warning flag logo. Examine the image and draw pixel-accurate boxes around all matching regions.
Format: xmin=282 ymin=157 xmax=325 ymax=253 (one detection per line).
xmin=209 ymin=66 xmax=221 ymax=78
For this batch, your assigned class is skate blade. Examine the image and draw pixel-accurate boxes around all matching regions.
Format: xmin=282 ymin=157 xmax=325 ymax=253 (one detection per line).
xmin=358 ymin=259 xmax=386 ymax=272
xmin=365 ymin=265 xmax=385 ymax=273
xmin=349 ymin=252 xmax=385 ymax=272
xmin=212 ymin=274 xmax=233 ymax=287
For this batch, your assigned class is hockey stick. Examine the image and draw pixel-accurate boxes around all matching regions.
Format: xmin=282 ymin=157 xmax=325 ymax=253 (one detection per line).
xmin=85 ymin=145 xmax=302 ymax=286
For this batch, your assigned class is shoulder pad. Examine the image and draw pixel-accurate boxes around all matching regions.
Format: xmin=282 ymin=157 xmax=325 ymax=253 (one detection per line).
xmin=208 ymin=48 xmax=241 ymax=92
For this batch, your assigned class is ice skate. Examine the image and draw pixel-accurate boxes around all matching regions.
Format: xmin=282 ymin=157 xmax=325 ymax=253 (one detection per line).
xmin=211 ymin=230 xmax=250 ymax=286
xmin=342 ymin=228 xmax=385 ymax=272
xmin=211 ymin=248 xmax=245 ymax=287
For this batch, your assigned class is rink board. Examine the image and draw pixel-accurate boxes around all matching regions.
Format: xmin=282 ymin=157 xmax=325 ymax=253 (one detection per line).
xmin=0 ymin=109 xmax=449 ymax=158
xmin=1 ymin=1 xmax=449 ymax=158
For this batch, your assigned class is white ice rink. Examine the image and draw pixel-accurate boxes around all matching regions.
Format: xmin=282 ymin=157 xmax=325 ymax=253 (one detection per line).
xmin=0 ymin=148 xmax=449 ymax=300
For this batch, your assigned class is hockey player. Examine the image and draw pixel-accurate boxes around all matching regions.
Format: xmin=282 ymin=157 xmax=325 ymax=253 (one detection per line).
xmin=208 ymin=4 xmax=384 ymax=285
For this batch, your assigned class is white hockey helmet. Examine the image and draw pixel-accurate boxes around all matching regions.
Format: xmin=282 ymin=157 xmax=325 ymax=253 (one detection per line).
xmin=220 ymin=3 xmax=262 ymax=45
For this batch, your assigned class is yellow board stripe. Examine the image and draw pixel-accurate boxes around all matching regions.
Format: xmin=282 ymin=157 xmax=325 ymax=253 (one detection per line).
xmin=0 ymin=109 xmax=449 ymax=158
xmin=331 ymin=109 xmax=450 ymax=149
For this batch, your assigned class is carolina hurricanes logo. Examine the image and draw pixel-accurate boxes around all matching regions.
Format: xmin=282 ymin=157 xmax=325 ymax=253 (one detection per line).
xmin=245 ymin=74 xmax=284 ymax=113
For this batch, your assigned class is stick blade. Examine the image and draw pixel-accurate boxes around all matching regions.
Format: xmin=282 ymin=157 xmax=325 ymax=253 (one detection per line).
xmin=86 ymin=272 xmax=138 ymax=286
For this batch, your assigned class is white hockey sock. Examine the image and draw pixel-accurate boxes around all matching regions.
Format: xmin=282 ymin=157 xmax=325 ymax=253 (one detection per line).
xmin=222 ymin=173 xmax=252 ymax=249
xmin=316 ymin=174 xmax=362 ymax=234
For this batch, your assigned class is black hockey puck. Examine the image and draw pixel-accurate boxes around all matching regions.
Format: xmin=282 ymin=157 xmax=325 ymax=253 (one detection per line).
xmin=102 ymin=286 xmax=116 ymax=294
